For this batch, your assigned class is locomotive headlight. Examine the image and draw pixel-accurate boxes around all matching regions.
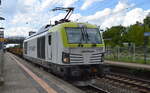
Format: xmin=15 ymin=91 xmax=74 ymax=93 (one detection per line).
xmin=63 ymin=58 xmax=70 ymax=63
xmin=62 ymin=52 xmax=70 ymax=63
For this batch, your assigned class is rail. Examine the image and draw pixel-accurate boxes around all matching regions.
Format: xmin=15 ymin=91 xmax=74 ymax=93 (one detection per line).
xmin=105 ymin=73 xmax=150 ymax=93
xmin=88 ymin=84 xmax=111 ymax=93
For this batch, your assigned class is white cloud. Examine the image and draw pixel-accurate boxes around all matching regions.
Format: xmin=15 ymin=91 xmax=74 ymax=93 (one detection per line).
xmin=39 ymin=0 xmax=78 ymax=11
xmin=4 ymin=0 xmax=79 ymax=37
xmin=81 ymin=0 xmax=104 ymax=10
xmin=63 ymin=0 xmax=78 ymax=7
xmin=23 ymin=0 xmax=36 ymax=6
xmin=6 ymin=13 xmax=81 ymax=37
xmin=11 ymin=13 xmax=32 ymax=24
xmin=113 ymin=1 xmax=133 ymax=13
xmin=71 ymin=13 xmax=82 ymax=21
xmin=49 ymin=13 xmax=81 ymax=24
xmin=79 ymin=1 xmax=150 ymax=29
xmin=39 ymin=0 xmax=58 ymax=11
xmin=5 ymin=27 xmax=37 ymax=37
xmin=3 ymin=0 xmax=150 ymax=37
xmin=123 ymin=8 xmax=149 ymax=26
xmin=81 ymin=8 xmax=111 ymax=22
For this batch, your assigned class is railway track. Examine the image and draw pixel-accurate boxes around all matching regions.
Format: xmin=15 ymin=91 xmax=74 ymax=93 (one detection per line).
xmin=103 ymin=73 xmax=150 ymax=93
xmin=88 ymin=84 xmax=111 ymax=93
xmin=78 ymin=84 xmax=110 ymax=93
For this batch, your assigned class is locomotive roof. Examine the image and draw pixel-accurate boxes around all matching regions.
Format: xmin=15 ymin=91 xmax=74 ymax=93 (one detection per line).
xmin=25 ymin=22 xmax=98 ymax=40
xmin=58 ymin=22 xmax=97 ymax=28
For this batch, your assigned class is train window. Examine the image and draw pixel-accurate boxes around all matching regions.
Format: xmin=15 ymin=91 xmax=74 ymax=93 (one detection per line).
xmin=41 ymin=36 xmax=45 ymax=59
xmin=48 ymin=35 xmax=51 ymax=45
xmin=37 ymin=36 xmax=45 ymax=59
xmin=37 ymin=38 xmax=41 ymax=58
xmin=24 ymin=42 xmax=27 ymax=54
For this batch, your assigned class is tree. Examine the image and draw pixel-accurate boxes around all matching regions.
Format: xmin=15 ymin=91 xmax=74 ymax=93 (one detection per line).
xmin=126 ymin=23 xmax=144 ymax=46
xmin=103 ymin=15 xmax=150 ymax=47
xmin=103 ymin=25 xmax=125 ymax=47
xmin=144 ymin=14 xmax=150 ymax=28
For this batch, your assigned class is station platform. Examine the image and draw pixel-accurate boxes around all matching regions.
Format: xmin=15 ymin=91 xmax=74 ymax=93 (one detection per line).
xmin=105 ymin=60 xmax=150 ymax=71
xmin=0 ymin=53 xmax=84 ymax=93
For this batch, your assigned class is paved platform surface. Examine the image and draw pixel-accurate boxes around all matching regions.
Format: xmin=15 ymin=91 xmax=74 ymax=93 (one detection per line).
xmin=105 ymin=60 xmax=150 ymax=70
xmin=0 ymin=53 xmax=40 ymax=93
xmin=0 ymin=53 xmax=85 ymax=93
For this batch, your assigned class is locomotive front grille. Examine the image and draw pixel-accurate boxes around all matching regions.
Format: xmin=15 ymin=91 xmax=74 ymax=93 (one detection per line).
xmin=69 ymin=53 xmax=103 ymax=63
xmin=70 ymin=53 xmax=84 ymax=63
xmin=90 ymin=53 xmax=103 ymax=63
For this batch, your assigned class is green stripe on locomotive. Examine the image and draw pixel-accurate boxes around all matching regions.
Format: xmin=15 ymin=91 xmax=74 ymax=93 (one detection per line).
xmin=48 ymin=22 xmax=105 ymax=48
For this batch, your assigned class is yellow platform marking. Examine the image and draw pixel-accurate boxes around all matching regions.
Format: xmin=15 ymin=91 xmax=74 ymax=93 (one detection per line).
xmin=9 ymin=54 xmax=57 ymax=93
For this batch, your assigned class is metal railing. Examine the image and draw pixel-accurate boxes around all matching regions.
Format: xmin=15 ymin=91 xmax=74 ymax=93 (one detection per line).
xmin=105 ymin=46 xmax=150 ymax=64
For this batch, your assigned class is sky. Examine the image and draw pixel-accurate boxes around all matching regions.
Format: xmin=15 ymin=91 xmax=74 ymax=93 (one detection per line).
xmin=0 ymin=0 xmax=150 ymax=37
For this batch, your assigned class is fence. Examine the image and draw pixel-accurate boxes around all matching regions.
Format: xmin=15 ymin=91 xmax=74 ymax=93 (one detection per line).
xmin=105 ymin=46 xmax=150 ymax=64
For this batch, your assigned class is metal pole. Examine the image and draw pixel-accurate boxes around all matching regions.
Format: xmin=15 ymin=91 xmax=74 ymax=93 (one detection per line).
xmin=144 ymin=41 xmax=146 ymax=64
xmin=144 ymin=24 xmax=147 ymax=64
xmin=0 ymin=0 xmax=5 ymax=85
xmin=0 ymin=49 xmax=4 ymax=74
xmin=0 ymin=39 xmax=4 ymax=86
xmin=133 ymin=43 xmax=135 ymax=61
xmin=0 ymin=16 xmax=5 ymax=86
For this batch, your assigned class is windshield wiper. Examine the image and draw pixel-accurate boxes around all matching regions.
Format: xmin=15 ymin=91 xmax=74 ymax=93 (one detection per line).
xmin=84 ymin=28 xmax=97 ymax=47
xmin=84 ymin=27 xmax=89 ymax=42
xmin=78 ymin=28 xmax=84 ymax=47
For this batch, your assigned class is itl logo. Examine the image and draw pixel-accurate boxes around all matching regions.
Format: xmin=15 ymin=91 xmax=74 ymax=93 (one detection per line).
xmin=82 ymin=50 xmax=95 ymax=53
xmin=29 ymin=46 xmax=35 ymax=51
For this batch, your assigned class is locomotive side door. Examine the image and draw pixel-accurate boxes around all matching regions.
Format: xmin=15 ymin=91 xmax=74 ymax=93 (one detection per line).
xmin=47 ymin=33 xmax=52 ymax=60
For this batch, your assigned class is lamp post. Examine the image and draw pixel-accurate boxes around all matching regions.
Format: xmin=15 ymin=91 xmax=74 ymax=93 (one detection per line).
xmin=143 ymin=23 xmax=147 ymax=64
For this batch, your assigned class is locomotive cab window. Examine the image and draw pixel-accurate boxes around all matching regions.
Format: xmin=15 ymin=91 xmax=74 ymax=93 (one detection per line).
xmin=66 ymin=28 xmax=102 ymax=44
xmin=48 ymin=35 xmax=51 ymax=45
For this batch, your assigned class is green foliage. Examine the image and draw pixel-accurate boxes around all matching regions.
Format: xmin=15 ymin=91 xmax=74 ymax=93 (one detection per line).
xmin=144 ymin=16 xmax=150 ymax=28
xmin=103 ymin=25 xmax=125 ymax=47
xmin=126 ymin=23 xmax=144 ymax=45
xmin=103 ymin=16 xmax=150 ymax=47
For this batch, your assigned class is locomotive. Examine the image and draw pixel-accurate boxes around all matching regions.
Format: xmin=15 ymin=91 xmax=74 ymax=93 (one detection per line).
xmin=22 ymin=7 xmax=105 ymax=81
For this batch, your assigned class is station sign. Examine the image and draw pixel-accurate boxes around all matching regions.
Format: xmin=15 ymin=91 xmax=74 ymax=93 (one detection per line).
xmin=144 ymin=32 xmax=150 ymax=36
